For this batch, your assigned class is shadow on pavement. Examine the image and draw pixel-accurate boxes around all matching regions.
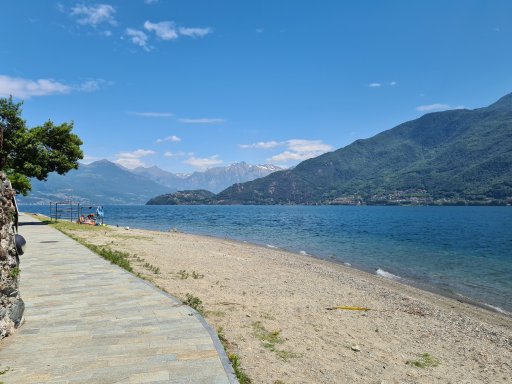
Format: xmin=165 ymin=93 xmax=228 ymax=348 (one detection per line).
xmin=19 ymin=221 xmax=49 ymax=226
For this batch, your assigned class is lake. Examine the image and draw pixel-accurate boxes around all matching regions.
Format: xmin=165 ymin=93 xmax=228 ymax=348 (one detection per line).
xmin=20 ymin=204 xmax=512 ymax=315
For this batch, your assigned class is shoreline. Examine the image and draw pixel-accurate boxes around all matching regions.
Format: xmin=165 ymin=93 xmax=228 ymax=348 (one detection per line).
xmin=35 ymin=216 xmax=512 ymax=383
xmin=195 ymin=229 xmax=512 ymax=318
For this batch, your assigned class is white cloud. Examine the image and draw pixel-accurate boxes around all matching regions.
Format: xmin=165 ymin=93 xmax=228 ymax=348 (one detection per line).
xmin=239 ymin=139 xmax=332 ymax=164
xmin=144 ymin=0 xmax=159 ymax=4
xmin=144 ymin=21 xmax=179 ymax=40
xmin=126 ymin=28 xmax=150 ymax=50
xmin=0 ymin=75 xmax=71 ymax=98
xmin=266 ymin=139 xmax=333 ymax=165
xmin=256 ymin=28 xmax=264 ymax=33
xmin=184 ymin=155 xmax=223 ymax=170
xmin=143 ymin=20 xmax=213 ymax=42
xmin=0 ymin=75 xmax=110 ymax=99
xmin=78 ymin=79 xmax=110 ymax=92
xmin=286 ymin=139 xmax=332 ymax=153
xmin=70 ymin=4 xmax=117 ymax=27
xmin=156 ymin=135 xmax=181 ymax=143
xmin=179 ymin=118 xmax=225 ymax=124
xmin=129 ymin=111 xmax=173 ymax=117
xmin=416 ymin=103 xmax=465 ymax=112
xmin=268 ymin=151 xmax=315 ymax=163
xmin=164 ymin=151 xmax=186 ymax=157
xmin=114 ymin=149 xmax=156 ymax=169
xmin=369 ymin=81 xmax=397 ymax=88
xmin=239 ymin=141 xmax=281 ymax=149
xmin=178 ymin=27 xmax=213 ymax=38
xmin=117 ymin=149 xmax=156 ymax=158
xmin=126 ymin=20 xmax=213 ymax=50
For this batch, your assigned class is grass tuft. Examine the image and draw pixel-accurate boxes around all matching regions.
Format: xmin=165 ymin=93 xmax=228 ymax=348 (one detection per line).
xmin=9 ymin=267 xmax=20 ymax=279
xmin=251 ymin=321 xmax=301 ymax=361
xmin=406 ymin=353 xmax=440 ymax=368
xmin=228 ymin=353 xmax=252 ymax=384
xmin=183 ymin=293 xmax=204 ymax=314
xmin=143 ymin=262 xmax=160 ymax=274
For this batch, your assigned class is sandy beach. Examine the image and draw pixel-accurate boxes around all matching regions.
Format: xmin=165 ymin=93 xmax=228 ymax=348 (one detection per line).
xmin=51 ymin=222 xmax=511 ymax=384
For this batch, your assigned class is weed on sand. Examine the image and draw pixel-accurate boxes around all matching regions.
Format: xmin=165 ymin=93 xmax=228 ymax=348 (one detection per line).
xmin=406 ymin=353 xmax=440 ymax=368
xmin=251 ymin=321 xmax=302 ymax=361
xmin=218 ymin=328 xmax=252 ymax=384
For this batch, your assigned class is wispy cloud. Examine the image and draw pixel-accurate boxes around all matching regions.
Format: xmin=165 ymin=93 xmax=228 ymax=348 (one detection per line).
xmin=286 ymin=139 xmax=332 ymax=153
xmin=416 ymin=103 xmax=465 ymax=112
xmin=0 ymin=75 xmax=109 ymax=99
xmin=144 ymin=21 xmax=178 ymax=40
xmin=179 ymin=118 xmax=225 ymax=124
xmin=114 ymin=149 xmax=156 ymax=169
xmin=156 ymin=135 xmax=181 ymax=143
xmin=240 ymin=138 xmax=332 ymax=164
xmin=0 ymin=75 xmax=71 ymax=98
xmin=126 ymin=20 xmax=213 ymax=49
xmin=264 ymin=139 xmax=333 ymax=165
xmin=369 ymin=81 xmax=397 ymax=88
xmin=239 ymin=141 xmax=281 ymax=149
xmin=78 ymin=78 xmax=111 ymax=92
xmin=178 ymin=27 xmax=213 ymax=38
xmin=144 ymin=0 xmax=159 ymax=4
xmin=128 ymin=111 xmax=173 ymax=117
xmin=125 ymin=28 xmax=150 ymax=50
xmin=268 ymin=151 xmax=315 ymax=163
xmin=256 ymin=28 xmax=264 ymax=33
xmin=164 ymin=151 xmax=188 ymax=157
xmin=184 ymin=155 xmax=223 ymax=170
xmin=70 ymin=3 xmax=117 ymax=27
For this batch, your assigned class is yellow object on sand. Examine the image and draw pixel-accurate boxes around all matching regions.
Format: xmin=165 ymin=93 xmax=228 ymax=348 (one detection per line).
xmin=326 ymin=306 xmax=371 ymax=311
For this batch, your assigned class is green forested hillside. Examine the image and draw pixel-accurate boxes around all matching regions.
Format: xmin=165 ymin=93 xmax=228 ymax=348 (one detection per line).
xmin=147 ymin=190 xmax=216 ymax=205
xmin=216 ymin=93 xmax=512 ymax=205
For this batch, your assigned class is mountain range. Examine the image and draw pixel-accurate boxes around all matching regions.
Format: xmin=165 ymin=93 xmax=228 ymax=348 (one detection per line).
xmin=150 ymin=93 xmax=512 ymax=206
xmin=131 ymin=162 xmax=282 ymax=193
xmin=17 ymin=161 xmax=282 ymax=205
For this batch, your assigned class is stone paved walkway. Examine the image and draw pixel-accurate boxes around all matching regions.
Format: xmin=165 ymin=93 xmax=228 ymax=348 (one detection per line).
xmin=0 ymin=214 xmax=236 ymax=384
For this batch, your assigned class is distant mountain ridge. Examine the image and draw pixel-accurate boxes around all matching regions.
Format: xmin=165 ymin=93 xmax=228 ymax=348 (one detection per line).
xmin=18 ymin=160 xmax=283 ymax=205
xmin=130 ymin=161 xmax=282 ymax=193
xmin=18 ymin=160 xmax=170 ymax=205
xmin=215 ymin=93 xmax=512 ymax=205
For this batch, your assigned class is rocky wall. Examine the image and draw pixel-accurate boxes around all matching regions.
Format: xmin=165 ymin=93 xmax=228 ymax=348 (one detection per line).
xmin=0 ymin=172 xmax=24 ymax=339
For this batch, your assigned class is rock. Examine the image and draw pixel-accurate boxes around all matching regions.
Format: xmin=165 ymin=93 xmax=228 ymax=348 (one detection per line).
xmin=8 ymin=298 xmax=24 ymax=326
xmin=0 ymin=172 xmax=24 ymax=339
xmin=351 ymin=345 xmax=361 ymax=352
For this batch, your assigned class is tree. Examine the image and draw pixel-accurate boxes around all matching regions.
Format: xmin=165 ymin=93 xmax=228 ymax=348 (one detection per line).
xmin=0 ymin=96 xmax=83 ymax=195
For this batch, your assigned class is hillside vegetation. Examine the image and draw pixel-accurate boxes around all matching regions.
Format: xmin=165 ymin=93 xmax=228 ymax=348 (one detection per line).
xmin=215 ymin=93 xmax=512 ymax=205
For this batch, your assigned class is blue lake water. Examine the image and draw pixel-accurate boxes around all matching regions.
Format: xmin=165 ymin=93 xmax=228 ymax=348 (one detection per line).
xmin=20 ymin=204 xmax=512 ymax=314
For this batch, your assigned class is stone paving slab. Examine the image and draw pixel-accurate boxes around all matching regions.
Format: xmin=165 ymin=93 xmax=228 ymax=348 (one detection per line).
xmin=0 ymin=214 xmax=237 ymax=384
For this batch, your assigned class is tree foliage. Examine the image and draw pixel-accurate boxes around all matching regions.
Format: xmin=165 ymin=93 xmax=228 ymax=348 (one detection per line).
xmin=0 ymin=97 xmax=83 ymax=195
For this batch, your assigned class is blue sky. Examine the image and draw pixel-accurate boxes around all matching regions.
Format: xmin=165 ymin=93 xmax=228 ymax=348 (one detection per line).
xmin=1 ymin=1 xmax=511 ymax=173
